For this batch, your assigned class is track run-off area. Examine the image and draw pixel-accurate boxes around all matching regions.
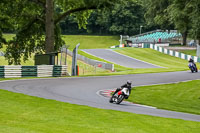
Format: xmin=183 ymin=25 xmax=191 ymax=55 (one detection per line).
xmin=82 ymin=49 xmax=163 ymax=68
xmin=1 ymin=71 xmax=200 ymax=122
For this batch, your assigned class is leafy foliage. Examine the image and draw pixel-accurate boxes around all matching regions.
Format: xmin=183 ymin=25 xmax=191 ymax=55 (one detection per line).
xmin=0 ymin=0 xmax=122 ymax=64
xmin=1 ymin=0 xmax=200 ymax=64
xmin=97 ymin=0 xmax=145 ymax=35
xmin=144 ymin=0 xmax=173 ymax=30
xmin=144 ymin=0 xmax=200 ymax=45
xmin=60 ymin=0 xmax=145 ymax=35
xmin=186 ymin=0 xmax=200 ymax=41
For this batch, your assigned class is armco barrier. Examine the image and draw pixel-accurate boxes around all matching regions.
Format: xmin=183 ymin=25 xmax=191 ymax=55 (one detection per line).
xmin=149 ymin=44 xmax=200 ymax=62
xmin=68 ymin=50 xmax=114 ymax=71
xmin=22 ymin=66 xmax=37 ymax=77
xmin=53 ymin=65 xmax=67 ymax=77
xmin=110 ymin=43 xmax=199 ymax=62
xmin=0 ymin=65 xmax=69 ymax=78
xmin=0 ymin=66 xmax=4 ymax=78
xmin=4 ymin=66 xmax=21 ymax=78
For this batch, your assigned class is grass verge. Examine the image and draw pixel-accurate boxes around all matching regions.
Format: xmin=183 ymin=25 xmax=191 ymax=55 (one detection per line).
xmin=1 ymin=34 xmax=196 ymax=76
xmin=179 ymin=50 xmax=196 ymax=56
xmin=62 ymin=35 xmax=119 ymax=50
xmin=65 ymin=53 xmax=110 ymax=76
xmin=78 ymin=50 xmax=133 ymax=72
xmin=128 ymin=80 xmax=200 ymax=115
xmin=114 ymin=48 xmax=192 ymax=71
xmin=0 ymin=89 xmax=200 ymax=133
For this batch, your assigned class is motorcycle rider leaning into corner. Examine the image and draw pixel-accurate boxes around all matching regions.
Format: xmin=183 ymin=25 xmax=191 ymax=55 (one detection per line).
xmin=189 ymin=57 xmax=197 ymax=67
xmin=113 ymin=80 xmax=132 ymax=99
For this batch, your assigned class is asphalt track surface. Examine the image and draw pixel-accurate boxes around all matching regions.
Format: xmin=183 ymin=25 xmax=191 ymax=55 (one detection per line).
xmin=82 ymin=49 xmax=162 ymax=68
xmin=1 ymin=71 xmax=200 ymax=122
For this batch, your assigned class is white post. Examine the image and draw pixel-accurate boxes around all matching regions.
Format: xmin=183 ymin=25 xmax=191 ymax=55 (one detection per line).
xmin=140 ymin=25 xmax=143 ymax=34
xmin=119 ymin=35 xmax=122 ymax=45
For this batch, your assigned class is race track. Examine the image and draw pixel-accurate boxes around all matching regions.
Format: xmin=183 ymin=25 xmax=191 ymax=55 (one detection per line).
xmin=82 ymin=49 xmax=162 ymax=68
xmin=1 ymin=71 xmax=200 ymax=122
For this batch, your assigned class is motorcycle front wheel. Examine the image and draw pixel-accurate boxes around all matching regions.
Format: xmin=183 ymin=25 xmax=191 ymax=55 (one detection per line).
xmin=116 ymin=95 xmax=125 ymax=104
xmin=109 ymin=94 xmax=118 ymax=103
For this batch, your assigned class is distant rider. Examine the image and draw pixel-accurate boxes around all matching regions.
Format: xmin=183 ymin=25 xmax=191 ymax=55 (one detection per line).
xmin=189 ymin=57 xmax=196 ymax=67
xmin=189 ymin=57 xmax=194 ymax=63
xmin=113 ymin=80 xmax=132 ymax=99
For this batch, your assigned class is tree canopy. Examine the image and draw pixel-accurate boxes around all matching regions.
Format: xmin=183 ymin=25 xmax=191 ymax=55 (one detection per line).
xmin=0 ymin=0 xmax=200 ymax=64
xmin=0 ymin=0 xmax=123 ymax=64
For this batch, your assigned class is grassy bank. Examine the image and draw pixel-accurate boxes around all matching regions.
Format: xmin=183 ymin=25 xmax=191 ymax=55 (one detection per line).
xmin=62 ymin=35 xmax=119 ymax=50
xmin=78 ymin=50 xmax=133 ymax=72
xmin=2 ymin=34 xmax=119 ymax=51
xmin=1 ymin=34 xmax=113 ymax=75
xmin=114 ymin=48 xmax=191 ymax=71
xmin=0 ymin=89 xmax=200 ymax=133
xmin=179 ymin=50 xmax=196 ymax=56
xmin=1 ymin=34 xmax=195 ymax=75
xmin=129 ymin=80 xmax=200 ymax=115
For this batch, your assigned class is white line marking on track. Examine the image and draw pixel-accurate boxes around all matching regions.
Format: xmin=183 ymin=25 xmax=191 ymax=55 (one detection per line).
xmin=81 ymin=49 xmax=131 ymax=68
xmin=108 ymin=49 xmax=165 ymax=68
xmin=97 ymin=89 xmax=157 ymax=109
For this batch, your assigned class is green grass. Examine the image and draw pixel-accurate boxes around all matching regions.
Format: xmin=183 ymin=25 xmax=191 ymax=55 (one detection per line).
xmin=65 ymin=54 xmax=110 ymax=76
xmin=62 ymin=35 xmax=119 ymax=50
xmin=0 ymin=57 xmax=8 ymax=65
xmin=1 ymin=34 xmax=15 ymax=51
xmin=128 ymin=80 xmax=200 ymax=115
xmin=78 ymin=50 xmax=133 ymax=72
xmin=3 ymin=34 xmax=15 ymax=41
xmin=77 ymin=47 xmax=198 ymax=75
xmin=2 ymin=34 xmax=119 ymax=50
xmin=114 ymin=48 xmax=192 ymax=71
xmin=179 ymin=50 xmax=196 ymax=56
xmin=0 ymin=89 xmax=200 ymax=133
xmin=1 ymin=34 xmax=119 ymax=68
xmin=1 ymin=34 xmax=34 ymax=65
xmin=1 ymin=34 xmax=196 ymax=75
xmin=78 ymin=48 xmax=193 ymax=75
xmin=0 ymin=56 xmax=34 ymax=66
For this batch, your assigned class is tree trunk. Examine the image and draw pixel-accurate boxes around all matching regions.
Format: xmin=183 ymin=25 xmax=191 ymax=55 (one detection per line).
xmin=45 ymin=0 xmax=54 ymax=53
xmin=182 ymin=31 xmax=188 ymax=46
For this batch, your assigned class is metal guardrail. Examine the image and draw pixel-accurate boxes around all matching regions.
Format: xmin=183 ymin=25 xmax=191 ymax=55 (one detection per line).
xmin=67 ymin=49 xmax=114 ymax=71
xmin=149 ymin=44 xmax=200 ymax=62
xmin=0 ymin=65 xmax=69 ymax=78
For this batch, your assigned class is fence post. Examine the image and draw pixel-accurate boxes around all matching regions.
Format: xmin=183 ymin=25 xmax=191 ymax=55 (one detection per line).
xmin=71 ymin=43 xmax=80 ymax=76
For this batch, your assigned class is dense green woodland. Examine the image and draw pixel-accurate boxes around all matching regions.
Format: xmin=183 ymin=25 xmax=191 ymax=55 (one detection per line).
xmin=0 ymin=0 xmax=200 ymax=64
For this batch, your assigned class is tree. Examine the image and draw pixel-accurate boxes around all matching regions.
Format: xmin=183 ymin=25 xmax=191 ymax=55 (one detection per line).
xmin=0 ymin=0 xmax=123 ymax=64
xmin=186 ymin=0 xmax=200 ymax=43
xmin=93 ymin=0 xmax=145 ymax=35
xmin=167 ymin=0 xmax=191 ymax=45
xmin=144 ymin=0 xmax=173 ymax=30
xmin=144 ymin=0 xmax=193 ymax=45
xmin=0 ymin=0 xmax=13 ymax=49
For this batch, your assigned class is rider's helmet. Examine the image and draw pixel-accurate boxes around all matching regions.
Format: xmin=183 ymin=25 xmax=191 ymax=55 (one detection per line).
xmin=127 ymin=80 xmax=132 ymax=86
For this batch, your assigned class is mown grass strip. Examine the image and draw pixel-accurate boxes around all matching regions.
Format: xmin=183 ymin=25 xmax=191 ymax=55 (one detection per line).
xmin=114 ymin=48 xmax=190 ymax=69
xmin=78 ymin=50 xmax=133 ymax=72
xmin=179 ymin=50 xmax=196 ymax=56
xmin=128 ymin=80 xmax=200 ymax=115
xmin=0 ymin=89 xmax=200 ymax=133
xmin=1 ymin=34 xmax=196 ymax=75
xmin=62 ymin=35 xmax=119 ymax=50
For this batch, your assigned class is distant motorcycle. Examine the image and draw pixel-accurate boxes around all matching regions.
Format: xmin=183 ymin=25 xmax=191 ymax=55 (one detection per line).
xmin=109 ymin=87 xmax=130 ymax=104
xmin=188 ymin=62 xmax=198 ymax=73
